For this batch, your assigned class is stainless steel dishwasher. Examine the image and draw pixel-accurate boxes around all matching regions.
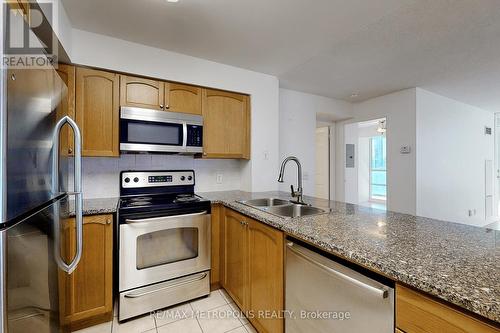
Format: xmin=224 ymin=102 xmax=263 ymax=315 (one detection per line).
xmin=286 ymin=241 xmax=394 ymax=333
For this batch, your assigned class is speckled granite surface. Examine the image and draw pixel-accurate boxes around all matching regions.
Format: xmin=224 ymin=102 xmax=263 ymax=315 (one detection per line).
xmin=198 ymin=190 xmax=500 ymax=324
xmin=69 ymin=197 xmax=119 ymax=216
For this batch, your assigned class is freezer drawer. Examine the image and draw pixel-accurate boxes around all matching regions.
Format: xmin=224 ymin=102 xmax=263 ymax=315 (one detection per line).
xmin=286 ymin=242 xmax=394 ymax=333
xmin=119 ymin=271 xmax=209 ymax=321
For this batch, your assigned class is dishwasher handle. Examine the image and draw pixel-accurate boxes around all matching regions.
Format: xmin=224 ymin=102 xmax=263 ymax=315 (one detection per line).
xmin=287 ymin=242 xmax=389 ymax=299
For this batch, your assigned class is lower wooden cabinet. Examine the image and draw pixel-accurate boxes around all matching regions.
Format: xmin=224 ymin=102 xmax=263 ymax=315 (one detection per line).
xmin=222 ymin=208 xmax=284 ymax=333
xmin=58 ymin=214 xmax=113 ymax=332
xmin=396 ymin=284 xmax=499 ymax=333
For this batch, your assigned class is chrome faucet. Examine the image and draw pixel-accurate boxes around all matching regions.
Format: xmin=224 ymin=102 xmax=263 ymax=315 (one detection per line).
xmin=277 ymin=156 xmax=305 ymax=204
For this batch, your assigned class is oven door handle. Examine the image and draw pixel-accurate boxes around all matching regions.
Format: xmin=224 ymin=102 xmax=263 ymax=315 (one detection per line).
xmin=123 ymin=273 xmax=208 ymax=298
xmin=124 ymin=211 xmax=208 ymax=224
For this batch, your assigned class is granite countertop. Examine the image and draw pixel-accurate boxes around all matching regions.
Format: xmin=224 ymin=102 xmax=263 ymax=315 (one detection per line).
xmin=69 ymin=197 xmax=119 ymax=216
xmin=74 ymin=190 xmax=499 ymax=323
xmin=198 ymin=190 xmax=500 ymax=324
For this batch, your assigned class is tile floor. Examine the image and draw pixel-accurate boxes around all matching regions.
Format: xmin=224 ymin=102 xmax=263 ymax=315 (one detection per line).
xmin=75 ymin=289 xmax=257 ymax=333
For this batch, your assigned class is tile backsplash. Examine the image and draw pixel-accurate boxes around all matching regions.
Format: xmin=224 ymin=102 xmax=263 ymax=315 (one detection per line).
xmin=70 ymin=155 xmax=243 ymax=199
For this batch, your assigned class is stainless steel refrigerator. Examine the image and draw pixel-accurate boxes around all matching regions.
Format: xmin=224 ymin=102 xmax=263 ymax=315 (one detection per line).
xmin=0 ymin=6 xmax=83 ymax=333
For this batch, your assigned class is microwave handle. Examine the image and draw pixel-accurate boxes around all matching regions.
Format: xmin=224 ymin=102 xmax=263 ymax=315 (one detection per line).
xmin=182 ymin=122 xmax=188 ymax=149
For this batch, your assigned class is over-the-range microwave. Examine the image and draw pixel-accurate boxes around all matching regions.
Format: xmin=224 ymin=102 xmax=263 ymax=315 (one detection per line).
xmin=120 ymin=106 xmax=203 ymax=154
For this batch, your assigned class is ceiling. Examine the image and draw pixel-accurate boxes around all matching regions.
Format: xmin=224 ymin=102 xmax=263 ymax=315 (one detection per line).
xmin=61 ymin=0 xmax=500 ymax=111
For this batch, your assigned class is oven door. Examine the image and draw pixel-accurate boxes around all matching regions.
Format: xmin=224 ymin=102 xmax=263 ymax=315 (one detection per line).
xmin=119 ymin=211 xmax=211 ymax=291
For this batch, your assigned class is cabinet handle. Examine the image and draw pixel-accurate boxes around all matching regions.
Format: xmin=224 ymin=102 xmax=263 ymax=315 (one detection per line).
xmin=159 ymin=104 xmax=164 ymax=110
xmin=68 ymin=148 xmax=73 ymax=154
xmin=165 ymin=104 xmax=170 ymax=109
xmin=106 ymin=218 xmax=111 ymax=225
xmin=10 ymin=74 xmax=16 ymax=81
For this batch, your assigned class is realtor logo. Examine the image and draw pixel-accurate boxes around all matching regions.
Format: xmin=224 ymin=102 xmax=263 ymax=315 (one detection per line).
xmin=3 ymin=0 xmax=58 ymax=68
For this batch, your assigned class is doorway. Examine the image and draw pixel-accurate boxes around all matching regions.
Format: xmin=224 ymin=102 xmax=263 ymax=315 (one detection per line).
xmin=344 ymin=118 xmax=387 ymax=210
xmin=315 ymin=127 xmax=330 ymax=200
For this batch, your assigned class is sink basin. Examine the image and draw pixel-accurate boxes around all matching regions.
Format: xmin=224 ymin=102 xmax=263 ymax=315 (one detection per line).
xmin=240 ymin=198 xmax=290 ymax=207
xmin=265 ymin=204 xmax=328 ymax=218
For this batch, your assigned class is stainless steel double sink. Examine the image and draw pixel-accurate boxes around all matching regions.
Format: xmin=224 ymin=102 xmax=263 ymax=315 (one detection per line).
xmin=238 ymin=198 xmax=328 ymax=218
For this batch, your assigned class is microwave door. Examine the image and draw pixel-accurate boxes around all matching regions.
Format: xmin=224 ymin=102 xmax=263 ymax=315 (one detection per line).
xmin=119 ymin=107 xmax=203 ymax=154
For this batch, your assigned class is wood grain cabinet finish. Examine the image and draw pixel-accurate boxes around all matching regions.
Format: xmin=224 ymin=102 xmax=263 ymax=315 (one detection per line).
xmin=222 ymin=208 xmax=284 ymax=333
xmin=247 ymin=218 xmax=284 ymax=333
xmin=165 ymin=82 xmax=202 ymax=115
xmin=210 ymin=204 xmax=222 ymax=290
xmin=58 ymin=214 xmax=113 ymax=332
xmin=120 ymin=75 xmax=165 ymax=110
xmin=55 ymin=64 xmax=75 ymax=156
xmin=222 ymin=209 xmax=248 ymax=310
xmin=202 ymin=89 xmax=250 ymax=159
xmin=76 ymin=68 xmax=119 ymax=157
xmin=396 ymin=284 xmax=499 ymax=333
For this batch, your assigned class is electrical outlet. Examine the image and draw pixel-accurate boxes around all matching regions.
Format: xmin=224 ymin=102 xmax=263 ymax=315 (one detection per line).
xmin=216 ymin=172 xmax=223 ymax=184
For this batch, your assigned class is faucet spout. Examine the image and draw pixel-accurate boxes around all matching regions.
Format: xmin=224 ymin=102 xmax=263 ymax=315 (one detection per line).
xmin=277 ymin=156 xmax=304 ymax=204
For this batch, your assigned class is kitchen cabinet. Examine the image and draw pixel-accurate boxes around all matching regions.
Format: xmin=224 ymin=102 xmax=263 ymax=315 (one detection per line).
xmin=222 ymin=209 xmax=248 ymax=309
xmin=59 ymin=214 xmax=113 ymax=332
xmin=222 ymin=208 xmax=284 ymax=333
xmin=396 ymin=284 xmax=499 ymax=333
xmin=210 ymin=204 xmax=222 ymax=290
xmin=165 ymin=82 xmax=202 ymax=115
xmin=202 ymin=89 xmax=250 ymax=159
xmin=120 ymin=75 xmax=165 ymax=110
xmin=56 ymin=64 xmax=75 ymax=156
xmin=120 ymin=75 xmax=202 ymax=114
xmin=76 ymin=67 xmax=119 ymax=157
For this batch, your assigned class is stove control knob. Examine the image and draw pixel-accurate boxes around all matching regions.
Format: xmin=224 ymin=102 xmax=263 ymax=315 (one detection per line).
xmin=133 ymin=177 xmax=139 ymax=183
xmin=124 ymin=177 xmax=130 ymax=183
xmin=180 ymin=176 xmax=186 ymax=181
xmin=188 ymin=176 xmax=193 ymax=181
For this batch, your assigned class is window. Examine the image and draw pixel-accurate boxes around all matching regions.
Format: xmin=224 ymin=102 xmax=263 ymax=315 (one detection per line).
xmin=370 ymin=136 xmax=387 ymax=201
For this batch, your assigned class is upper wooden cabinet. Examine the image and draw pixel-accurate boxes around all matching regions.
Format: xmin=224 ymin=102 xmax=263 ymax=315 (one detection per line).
xmin=202 ymin=89 xmax=250 ymax=159
xmin=59 ymin=214 xmax=113 ymax=331
xmin=120 ymin=75 xmax=202 ymax=114
xmin=396 ymin=284 xmax=499 ymax=333
xmin=165 ymin=82 xmax=202 ymax=115
xmin=76 ymin=67 xmax=119 ymax=157
xmin=55 ymin=64 xmax=75 ymax=156
xmin=222 ymin=209 xmax=284 ymax=333
xmin=120 ymin=75 xmax=164 ymax=110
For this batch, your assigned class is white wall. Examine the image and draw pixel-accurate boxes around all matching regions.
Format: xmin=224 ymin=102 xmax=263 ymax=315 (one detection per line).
xmin=416 ymin=88 xmax=495 ymax=226
xmin=279 ymin=88 xmax=351 ymax=196
xmin=336 ymin=88 xmax=417 ymax=214
xmin=72 ymin=156 xmax=242 ymax=199
xmin=67 ymin=29 xmax=280 ymax=193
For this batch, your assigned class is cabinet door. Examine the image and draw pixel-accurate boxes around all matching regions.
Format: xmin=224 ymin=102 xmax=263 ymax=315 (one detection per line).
xmin=165 ymin=82 xmax=202 ymax=115
xmin=76 ymin=68 xmax=119 ymax=157
xmin=222 ymin=209 xmax=248 ymax=310
xmin=396 ymin=284 xmax=499 ymax=333
xmin=202 ymin=89 xmax=250 ymax=159
xmin=55 ymin=64 xmax=75 ymax=156
xmin=120 ymin=75 xmax=164 ymax=110
xmin=59 ymin=215 xmax=113 ymax=331
xmin=247 ymin=218 xmax=284 ymax=333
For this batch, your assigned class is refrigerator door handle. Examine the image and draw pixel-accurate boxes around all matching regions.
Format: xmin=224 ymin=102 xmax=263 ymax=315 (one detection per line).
xmin=52 ymin=116 xmax=83 ymax=274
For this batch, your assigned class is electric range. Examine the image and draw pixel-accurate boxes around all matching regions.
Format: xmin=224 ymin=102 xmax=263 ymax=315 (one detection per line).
xmin=117 ymin=170 xmax=211 ymax=321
